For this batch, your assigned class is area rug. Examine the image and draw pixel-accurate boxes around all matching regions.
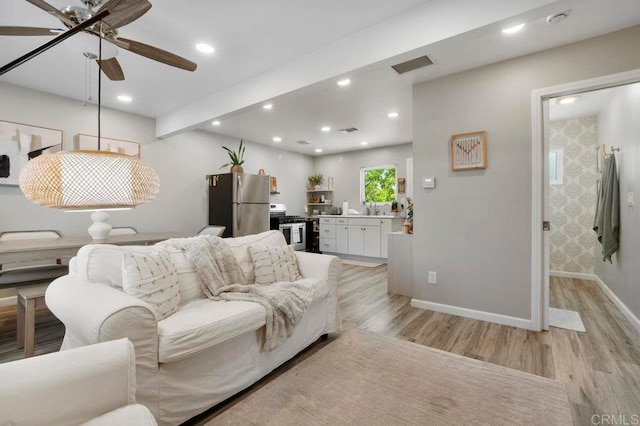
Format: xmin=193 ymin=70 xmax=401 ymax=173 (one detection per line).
xmin=340 ymin=259 xmax=384 ymax=268
xmin=206 ymin=329 xmax=572 ymax=425
xmin=550 ymin=307 xmax=587 ymax=332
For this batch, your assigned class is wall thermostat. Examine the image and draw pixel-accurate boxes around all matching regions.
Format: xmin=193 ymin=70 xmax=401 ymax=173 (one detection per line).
xmin=422 ymin=177 xmax=436 ymax=189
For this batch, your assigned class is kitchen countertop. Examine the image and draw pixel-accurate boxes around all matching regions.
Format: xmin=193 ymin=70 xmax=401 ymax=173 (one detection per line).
xmin=313 ymin=214 xmax=404 ymax=218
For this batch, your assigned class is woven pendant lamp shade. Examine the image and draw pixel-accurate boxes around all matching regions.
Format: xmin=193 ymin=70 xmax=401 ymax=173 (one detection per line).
xmin=19 ymin=151 xmax=160 ymax=210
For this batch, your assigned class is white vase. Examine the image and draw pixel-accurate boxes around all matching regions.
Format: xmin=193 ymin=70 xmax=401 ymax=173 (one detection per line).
xmin=88 ymin=211 xmax=112 ymax=239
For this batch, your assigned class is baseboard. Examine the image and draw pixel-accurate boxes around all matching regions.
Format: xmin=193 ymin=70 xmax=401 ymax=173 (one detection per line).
xmin=0 ymin=296 xmax=17 ymax=308
xmin=592 ymin=275 xmax=640 ymax=333
xmin=550 ymin=271 xmax=640 ymax=333
xmin=410 ymin=299 xmax=533 ymax=330
xmin=549 ymin=270 xmax=596 ymax=281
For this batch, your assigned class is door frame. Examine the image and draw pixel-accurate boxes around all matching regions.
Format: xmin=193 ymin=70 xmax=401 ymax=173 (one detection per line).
xmin=529 ymin=68 xmax=640 ymax=331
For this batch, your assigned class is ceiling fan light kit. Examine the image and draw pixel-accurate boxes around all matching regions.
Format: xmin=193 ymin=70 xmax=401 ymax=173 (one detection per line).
xmin=0 ymin=0 xmax=180 ymax=226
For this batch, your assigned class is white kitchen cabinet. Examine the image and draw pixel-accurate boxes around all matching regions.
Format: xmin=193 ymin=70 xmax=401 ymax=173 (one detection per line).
xmin=318 ymin=215 xmax=401 ymax=258
xmin=319 ymin=217 xmax=336 ymax=254
xmin=380 ymin=219 xmax=392 ymax=258
xmin=336 ymin=218 xmax=349 ymax=254
xmin=347 ymin=226 xmax=364 ymax=256
xmin=363 ymin=225 xmax=381 ymax=257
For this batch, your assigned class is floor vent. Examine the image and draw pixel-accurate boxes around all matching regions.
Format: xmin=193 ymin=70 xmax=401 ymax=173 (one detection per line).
xmin=391 ymin=55 xmax=434 ymax=75
xmin=338 ymin=127 xmax=359 ymax=133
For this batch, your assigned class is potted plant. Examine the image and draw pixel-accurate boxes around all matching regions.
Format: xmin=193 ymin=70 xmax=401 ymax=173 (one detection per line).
xmin=220 ymin=139 xmax=245 ymax=173
xmin=308 ymin=173 xmax=324 ymax=190
xmin=403 ymin=197 xmax=413 ymax=234
xmin=391 ymin=200 xmax=399 ymax=212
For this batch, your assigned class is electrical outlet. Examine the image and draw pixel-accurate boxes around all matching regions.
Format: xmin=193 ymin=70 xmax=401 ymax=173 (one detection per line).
xmin=428 ymin=271 xmax=437 ymax=285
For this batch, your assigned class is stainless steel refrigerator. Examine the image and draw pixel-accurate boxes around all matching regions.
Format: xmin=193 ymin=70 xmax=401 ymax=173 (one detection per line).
xmin=208 ymin=173 xmax=270 ymax=237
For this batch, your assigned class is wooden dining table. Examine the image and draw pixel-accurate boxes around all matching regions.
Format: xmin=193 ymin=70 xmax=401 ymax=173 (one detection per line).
xmin=0 ymin=232 xmax=188 ymax=264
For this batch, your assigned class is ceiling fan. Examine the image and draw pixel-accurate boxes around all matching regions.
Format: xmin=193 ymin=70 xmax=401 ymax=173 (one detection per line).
xmin=0 ymin=0 xmax=197 ymax=81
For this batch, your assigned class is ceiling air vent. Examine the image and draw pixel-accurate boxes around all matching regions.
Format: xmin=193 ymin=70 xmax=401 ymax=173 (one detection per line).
xmin=391 ymin=55 xmax=434 ymax=75
xmin=296 ymin=140 xmax=310 ymax=145
xmin=338 ymin=127 xmax=359 ymax=133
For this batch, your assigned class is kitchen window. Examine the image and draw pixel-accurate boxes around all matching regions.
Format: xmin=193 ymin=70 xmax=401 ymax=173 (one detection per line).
xmin=360 ymin=164 xmax=397 ymax=204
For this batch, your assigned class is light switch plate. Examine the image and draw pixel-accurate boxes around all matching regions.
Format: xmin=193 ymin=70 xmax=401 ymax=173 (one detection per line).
xmin=423 ymin=177 xmax=436 ymax=189
xmin=628 ymin=192 xmax=634 ymax=206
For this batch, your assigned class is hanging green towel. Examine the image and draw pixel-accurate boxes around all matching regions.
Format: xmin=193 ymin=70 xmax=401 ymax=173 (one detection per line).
xmin=593 ymin=154 xmax=619 ymax=262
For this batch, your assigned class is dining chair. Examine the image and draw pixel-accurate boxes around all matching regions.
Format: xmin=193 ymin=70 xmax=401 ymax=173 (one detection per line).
xmin=197 ymin=225 xmax=226 ymax=237
xmin=110 ymin=226 xmax=138 ymax=235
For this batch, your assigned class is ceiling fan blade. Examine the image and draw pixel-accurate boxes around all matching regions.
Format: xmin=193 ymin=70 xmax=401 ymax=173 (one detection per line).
xmin=24 ymin=0 xmax=75 ymax=27
xmin=117 ymin=37 xmax=197 ymax=71
xmin=98 ymin=0 xmax=152 ymax=29
xmin=0 ymin=9 xmax=110 ymax=77
xmin=0 ymin=26 xmax=62 ymax=36
xmin=97 ymin=57 xmax=125 ymax=81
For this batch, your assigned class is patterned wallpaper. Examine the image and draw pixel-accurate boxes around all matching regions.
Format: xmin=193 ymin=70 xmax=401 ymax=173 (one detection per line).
xmin=549 ymin=116 xmax=599 ymax=274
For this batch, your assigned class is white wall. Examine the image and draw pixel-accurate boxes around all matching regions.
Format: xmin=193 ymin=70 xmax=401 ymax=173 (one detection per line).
xmin=313 ymin=143 xmax=412 ymax=214
xmin=595 ymin=82 xmax=640 ymax=319
xmin=412 ymin=26 xmax=640 ymax=321
xmin=0 ymin=82 xmax=314 ymax=236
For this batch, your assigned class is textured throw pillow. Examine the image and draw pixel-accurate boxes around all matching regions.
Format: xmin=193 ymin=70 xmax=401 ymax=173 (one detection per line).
xmin=122 ymin=251 xmax=180 ymax=320
xmin=249 ymin=245 xmax=302 ymax=284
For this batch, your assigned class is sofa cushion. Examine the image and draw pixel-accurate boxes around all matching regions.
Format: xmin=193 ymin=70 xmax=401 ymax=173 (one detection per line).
xmin=74 ymin=244 xmax=155 ymax=289
xmin=74 ymin=244 xmax=205 ymax=304
xmin=157 ymin=299 xmax=266 ymax=363
xmin=122 ymin=251 xmax=181 ymax=321
xmin=223 ymin=231 xmax=286 ymax=284
xmin=157 ymin=277 xmax=329 ymax=363
xmin=249 ymin=245 xmax=302 ymax=284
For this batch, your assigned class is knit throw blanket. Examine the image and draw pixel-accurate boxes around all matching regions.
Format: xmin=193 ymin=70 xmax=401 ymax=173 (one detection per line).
xmin=158 ymin=235 xmax=313 ymax=351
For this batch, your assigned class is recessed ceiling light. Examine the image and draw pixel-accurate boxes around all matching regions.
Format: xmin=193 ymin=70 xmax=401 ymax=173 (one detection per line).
xmin=546 ymin=13 xmax=569 ymax=25
xmin=263 ymin=103 xmax=273 ymax=110
xmin=337 ymin=78 xmax=351 ymax=87
xmin=195 ymin=43 xmax=214 ymax=54
xmin=321 ymin=126 xmax=331 ymax=132
xmin=273 ymin=136 xmax=282 ymax=142
xmin=557 ymin=96 xmax=580 ymax=105
xmin=315 ymin=148 xmax=323 ymax=153
xmin=502 ymin=23 xmax=525 ymax=34
xmin=117 ymin=95 xmax=132 ymax=103
xmin=360 ymin=141 xmax=368 ymax=146
xmin=211 ymin=120 xmax=221 ymax=126
xmin=387 ymin=112 xmax=399 ymax=118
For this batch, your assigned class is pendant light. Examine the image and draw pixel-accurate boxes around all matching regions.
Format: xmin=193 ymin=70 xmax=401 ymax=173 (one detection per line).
xmin=18 ymin=21 xmax=160 ymax=216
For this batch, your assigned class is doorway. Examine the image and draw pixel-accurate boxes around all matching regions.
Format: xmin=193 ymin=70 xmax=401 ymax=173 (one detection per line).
xmin=530 ymin=68 xmax=640 ymax=331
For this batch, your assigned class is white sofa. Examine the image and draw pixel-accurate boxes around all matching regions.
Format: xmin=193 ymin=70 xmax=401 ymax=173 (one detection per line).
xmin=46 ymin=231 xmax=342 ymax=425
xmin=0 ymin=338 xmax=157 ymax=426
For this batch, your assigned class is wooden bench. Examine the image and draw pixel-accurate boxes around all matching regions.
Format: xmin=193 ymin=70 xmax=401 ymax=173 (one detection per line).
xmin=16 ymin=283 xmax=49 ymax=358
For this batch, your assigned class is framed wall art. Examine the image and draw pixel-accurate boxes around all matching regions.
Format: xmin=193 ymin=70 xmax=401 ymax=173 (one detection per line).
xmin=75 ymin=134 xmax=140 ymax=158
xmin=450 ymin=130 xmax=487 ymax=171
xmin=0 ymin=120 xmax=63 ymax=186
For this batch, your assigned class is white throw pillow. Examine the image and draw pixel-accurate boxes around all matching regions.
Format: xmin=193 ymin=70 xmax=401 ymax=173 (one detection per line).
xmin=122 ymin=251 xmax=180 ymax=320
xmin=249 ymin=244 xmax=302 ymax=284
xmin=160 ymin=246 xmax=205 ymax=304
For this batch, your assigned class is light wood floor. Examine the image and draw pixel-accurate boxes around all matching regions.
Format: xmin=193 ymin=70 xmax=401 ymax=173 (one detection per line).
xmin=1 ymin=265 xmax=639 ymax=425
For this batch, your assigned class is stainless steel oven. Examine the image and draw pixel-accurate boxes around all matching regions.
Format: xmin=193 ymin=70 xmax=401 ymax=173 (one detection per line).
xmin=279 ymin=222 xmax=306 ymax=251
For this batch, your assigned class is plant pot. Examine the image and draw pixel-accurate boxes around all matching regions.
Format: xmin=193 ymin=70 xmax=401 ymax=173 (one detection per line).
xmin=403 ymin=222 xmax=413 ymax=234
xmin=230 ymin=165 xmax=244 ymax=173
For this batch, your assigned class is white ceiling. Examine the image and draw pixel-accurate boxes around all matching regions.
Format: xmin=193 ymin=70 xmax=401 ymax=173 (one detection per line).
xmin=549 ymin=87 xmax=616 ymax=121
xmin=1 ymin=0 xmax=639 ymax=156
